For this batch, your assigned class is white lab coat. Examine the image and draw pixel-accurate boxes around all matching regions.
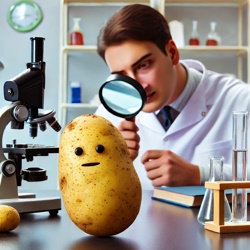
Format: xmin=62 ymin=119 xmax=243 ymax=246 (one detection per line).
xmin=96 ymin=60 xmax=250 ymax=190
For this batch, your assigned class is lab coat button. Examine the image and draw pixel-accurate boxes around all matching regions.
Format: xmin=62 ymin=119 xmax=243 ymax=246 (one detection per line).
xmin=164 ymin=137 xmax=168 ymax=141
xmin=202 ymin=112 xmax=206 ymax=117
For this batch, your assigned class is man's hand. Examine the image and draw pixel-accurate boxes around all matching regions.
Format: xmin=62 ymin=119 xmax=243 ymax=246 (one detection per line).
xmin=141 ymin=150 xmax=200 ymax=186
xmin=118 ymin=120 xmax=140 ymax=161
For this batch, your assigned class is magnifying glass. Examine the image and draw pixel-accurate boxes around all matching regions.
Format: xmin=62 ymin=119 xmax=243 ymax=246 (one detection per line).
xmin=99 ymin=74 xmax=147 ymax=120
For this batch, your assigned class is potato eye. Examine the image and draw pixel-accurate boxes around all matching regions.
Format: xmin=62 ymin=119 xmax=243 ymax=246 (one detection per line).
xmin=96 ymin=144 xmax=104 ymax=153
xmin=75 ymin=147 xmax=83 ymax=156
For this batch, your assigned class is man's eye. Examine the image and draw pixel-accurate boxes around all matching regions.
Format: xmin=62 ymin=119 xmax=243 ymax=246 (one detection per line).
xmin=137 ymin=61 xmax=150 ymax=71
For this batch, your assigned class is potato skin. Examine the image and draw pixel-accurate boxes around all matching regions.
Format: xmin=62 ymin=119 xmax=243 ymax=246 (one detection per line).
xmin=0 ymin=205 xmax=20 ymax=232
xmin=59 ymin=114 xmax=142 ymax=236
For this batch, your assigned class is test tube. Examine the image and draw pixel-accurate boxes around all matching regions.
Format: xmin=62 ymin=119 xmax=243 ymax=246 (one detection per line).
xmin=232 ymin=111 xmax=248 ymax=222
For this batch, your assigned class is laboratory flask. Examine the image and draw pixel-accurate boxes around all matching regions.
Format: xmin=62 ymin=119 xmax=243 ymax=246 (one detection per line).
xmin=197 ymin=156 xmax=232 ymax=225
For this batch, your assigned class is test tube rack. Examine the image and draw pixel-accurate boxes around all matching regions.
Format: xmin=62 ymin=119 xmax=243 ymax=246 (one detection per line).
xmin=205 ymin=181 xmax=250 ymax=233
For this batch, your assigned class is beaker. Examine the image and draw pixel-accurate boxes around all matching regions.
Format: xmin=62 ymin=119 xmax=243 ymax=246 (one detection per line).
xmin=232 ymin=111 xmax=248 ymax=222
xmin=70 ymin=18 xmax=84 ymax=45
xmin=189 ymin=20 xmax=200 ymax=46
xmin=197 ymin=156 xmax=232 ymax=225
xmin=206 ymin=21 xmax=221 ymax=46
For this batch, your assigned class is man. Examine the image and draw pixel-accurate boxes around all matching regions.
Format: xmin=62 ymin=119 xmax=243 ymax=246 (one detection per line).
xmin=95 ymin=4 xmax=250 ymax=189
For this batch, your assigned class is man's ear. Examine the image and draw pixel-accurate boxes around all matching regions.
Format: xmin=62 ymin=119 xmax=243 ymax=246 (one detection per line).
xmin=165 ymin=40 xmax=180 ymax=65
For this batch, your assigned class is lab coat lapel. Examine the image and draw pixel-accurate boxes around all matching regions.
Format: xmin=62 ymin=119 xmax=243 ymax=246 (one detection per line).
xmin=136 ymin=83 xmax=208 ymax=136
xmin=167 ymin=76 xmax=208 ymax=135
xmin=136 ymin=112 xmax=165 ymax=134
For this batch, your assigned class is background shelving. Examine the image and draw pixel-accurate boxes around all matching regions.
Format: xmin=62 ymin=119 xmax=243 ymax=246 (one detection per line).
xmin=58 ymin=0 xmax=157 ymax=137
xmin=58 ymin=0 xmax=250 ymax=140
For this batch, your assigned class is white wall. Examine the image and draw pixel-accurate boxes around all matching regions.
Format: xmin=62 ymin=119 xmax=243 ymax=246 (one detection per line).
xmin=0 ymin=0 xmax=60 ymax=190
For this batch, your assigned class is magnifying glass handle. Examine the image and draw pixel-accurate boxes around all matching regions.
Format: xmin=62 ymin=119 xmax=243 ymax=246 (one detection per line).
xmin=126 ymin=117 xmax=135 ymax=122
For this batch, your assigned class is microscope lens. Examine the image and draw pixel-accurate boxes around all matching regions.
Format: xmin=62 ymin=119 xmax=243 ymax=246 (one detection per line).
xmin=39 ymin=122 xmax=46 ymax=131
xmin=47 ymin=117 xmax=61 ymax=132
xmin=30 ymin=123 xmax=38 ymax=138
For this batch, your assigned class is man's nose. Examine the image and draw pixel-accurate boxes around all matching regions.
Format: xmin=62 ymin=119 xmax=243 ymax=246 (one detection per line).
xmin=126 ymin=71 xmax=136 ymax=80
xmin=125 ymin=72 xmax=142 ymax=86
xmin=123 ymin=72 xmax=148 ymax=90
xmin=140 ymin=82 xmax=149 ymax=89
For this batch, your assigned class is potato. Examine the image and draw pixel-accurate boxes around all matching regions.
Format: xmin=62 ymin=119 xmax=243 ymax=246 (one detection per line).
xmin=0 ymin=205 xmax=20 ymax=232
xmin=59 ymin=114 xmax=142 ymax=236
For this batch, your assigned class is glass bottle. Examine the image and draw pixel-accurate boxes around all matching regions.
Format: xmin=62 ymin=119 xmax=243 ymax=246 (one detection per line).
xmin=189 ymin=20 xmax=200 ymax=46
xmin=71 ymin=81 xmax=81 ymax=103
xmin=232 ymin=111 xmax=248 ymax=222
xmin=206 ymin=22 xmax=221 ymax=46
xmin=197 ymin=156 xmax=232 ymax=225
xmin=70 ymin=18 xmax=84 ymax=45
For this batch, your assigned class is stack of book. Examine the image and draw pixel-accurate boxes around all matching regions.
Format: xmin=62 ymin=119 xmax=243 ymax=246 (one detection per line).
xmin=152 ymin=185 xmax=247 ymax=208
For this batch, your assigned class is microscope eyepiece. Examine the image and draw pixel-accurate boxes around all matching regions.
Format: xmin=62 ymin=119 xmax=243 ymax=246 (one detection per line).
xmin=30 ymin=37 xmax=45 ymax=63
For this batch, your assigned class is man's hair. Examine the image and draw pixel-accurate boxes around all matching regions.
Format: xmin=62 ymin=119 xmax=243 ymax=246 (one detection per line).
xmin=97 ymin=4 xmax=172 ymax=61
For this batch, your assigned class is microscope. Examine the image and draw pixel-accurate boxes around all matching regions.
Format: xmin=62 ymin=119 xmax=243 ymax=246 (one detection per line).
xmin=0 ymin=37 xmax=61 ymax=215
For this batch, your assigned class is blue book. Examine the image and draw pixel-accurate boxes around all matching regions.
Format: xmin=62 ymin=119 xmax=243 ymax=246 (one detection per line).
xmin=152 ymin=186 xmax=233 ymax=208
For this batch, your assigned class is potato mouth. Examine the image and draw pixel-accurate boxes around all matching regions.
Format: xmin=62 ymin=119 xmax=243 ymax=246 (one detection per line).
xmin=81 ymin=162 xmax=100 ymax=167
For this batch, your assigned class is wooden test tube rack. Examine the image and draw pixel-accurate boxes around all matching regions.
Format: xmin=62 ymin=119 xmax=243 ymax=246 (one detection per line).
xmin=204 ymin=181 xmax=250 ymax=233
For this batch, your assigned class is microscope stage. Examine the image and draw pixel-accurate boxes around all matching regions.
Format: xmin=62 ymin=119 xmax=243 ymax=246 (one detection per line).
xmin=3 ymin=144 xmax=59 ymax=156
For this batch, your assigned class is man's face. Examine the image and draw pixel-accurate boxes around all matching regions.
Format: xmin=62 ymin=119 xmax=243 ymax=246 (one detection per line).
xmin=104 ymin=40 xmax=178 ymax=113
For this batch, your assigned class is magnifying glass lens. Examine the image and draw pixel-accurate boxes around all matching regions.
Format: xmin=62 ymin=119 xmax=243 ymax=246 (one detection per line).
xmin=102 ymin=80 xmax=143 ymax=115
xmin=99 ymin=74 xmax=146 ymax=119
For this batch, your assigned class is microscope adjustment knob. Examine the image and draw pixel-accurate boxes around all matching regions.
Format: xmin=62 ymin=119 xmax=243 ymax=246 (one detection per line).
xmin=13 ymin=105 xmax=29 ymax=122
xmin=1 ymin=160 xmax=16 ymax=177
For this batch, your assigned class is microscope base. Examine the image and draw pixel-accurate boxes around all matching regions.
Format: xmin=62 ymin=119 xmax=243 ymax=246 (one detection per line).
xmin=19 ymin=193 xmax=36 ymax=198
xmin=0 ymin=195 xmax=61 ymax=215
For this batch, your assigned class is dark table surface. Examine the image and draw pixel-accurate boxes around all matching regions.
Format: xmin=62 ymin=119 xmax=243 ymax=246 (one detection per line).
xmin=1 ymin=190 xmax=250 ymax=250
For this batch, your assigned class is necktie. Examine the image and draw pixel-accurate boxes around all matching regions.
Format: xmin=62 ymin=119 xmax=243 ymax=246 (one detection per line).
xmin=160 ymin=106 xmax=179 ymax=131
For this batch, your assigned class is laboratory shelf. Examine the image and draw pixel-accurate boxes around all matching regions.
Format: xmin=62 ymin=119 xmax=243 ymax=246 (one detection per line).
xmin=179 ymin=46 xmax=249 ymax=54
xmin=61 ymin=103 xmax=99 ymax=108
xmin=64 ymin=0 xmax=150 ymax=3
xmin=164 ymin=0 xmax=247 ymax=4
xmin=63 ymin=45 xmax=249 ymax=54
xmin=62 ymin=45 xmax=97 ymax=53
